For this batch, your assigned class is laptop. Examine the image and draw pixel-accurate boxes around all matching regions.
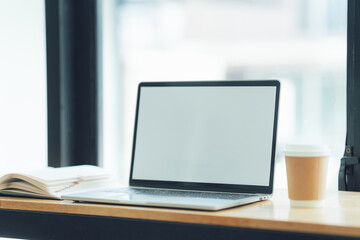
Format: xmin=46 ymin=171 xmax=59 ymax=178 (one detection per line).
xmin=62 ymin=80 xmax=280 ymax=211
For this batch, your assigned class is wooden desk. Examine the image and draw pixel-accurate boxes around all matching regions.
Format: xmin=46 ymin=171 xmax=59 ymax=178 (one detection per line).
xmin=1 ymin=190 xmax=360 ymax=239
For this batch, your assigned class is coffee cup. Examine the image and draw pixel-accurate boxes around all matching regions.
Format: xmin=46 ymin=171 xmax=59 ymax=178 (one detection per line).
xmin=283 ymin=144 xmax=330 ymax=208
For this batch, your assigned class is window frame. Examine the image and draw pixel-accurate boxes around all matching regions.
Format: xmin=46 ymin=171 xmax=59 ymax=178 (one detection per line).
xmin=339 ymin=0 xmax=360 ymax=191
xmin=45 ymin=0 xmax=101 ymax=167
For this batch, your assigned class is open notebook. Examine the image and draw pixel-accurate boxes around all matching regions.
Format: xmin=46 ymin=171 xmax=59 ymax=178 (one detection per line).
xmin=0 ymin=165 xmax=114 ymax=199
xmin=62 ymin=81 xmax=280 ymax=210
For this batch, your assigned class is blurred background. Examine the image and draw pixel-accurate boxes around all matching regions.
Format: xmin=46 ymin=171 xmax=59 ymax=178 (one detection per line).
xmin=102 ymin=0 xmax=347 ymax=190
xmin=0 ymin=0 xmax=47 ymax=172
xmin=0 ymin=0 xmax=347 ymax=190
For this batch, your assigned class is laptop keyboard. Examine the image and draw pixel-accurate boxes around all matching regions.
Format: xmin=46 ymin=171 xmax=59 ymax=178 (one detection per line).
xmin=103 ymin=188 xmax=252 ymax=200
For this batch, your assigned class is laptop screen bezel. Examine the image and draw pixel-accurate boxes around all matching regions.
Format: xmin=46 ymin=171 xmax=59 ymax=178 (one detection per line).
xmin=129 ymin=80 xmax=280 ymax=195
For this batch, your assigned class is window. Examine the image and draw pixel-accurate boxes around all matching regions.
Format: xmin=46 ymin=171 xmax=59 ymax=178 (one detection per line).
xmin=0 ymin=0 xmax=47 ymax=172
xmin=102 ymin=0 xmax=347 ymax=190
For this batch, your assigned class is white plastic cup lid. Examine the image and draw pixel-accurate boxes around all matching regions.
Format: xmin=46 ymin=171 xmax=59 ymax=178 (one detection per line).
xmin=283 ymin=144 xmax=331 ymax=157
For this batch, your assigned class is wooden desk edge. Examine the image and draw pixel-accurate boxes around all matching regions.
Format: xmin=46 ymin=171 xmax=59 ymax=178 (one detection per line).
xmin=1 ymin=196 xmax=359 ymax=238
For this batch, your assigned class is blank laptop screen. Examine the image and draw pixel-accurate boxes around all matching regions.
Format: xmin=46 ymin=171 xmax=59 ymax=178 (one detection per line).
xmin=132 ymin=84 xmax=277 ymax=187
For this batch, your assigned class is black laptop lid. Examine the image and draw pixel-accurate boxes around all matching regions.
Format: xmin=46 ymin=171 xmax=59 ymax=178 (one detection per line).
xmin=129 ymin=81 xmax=280 ymax=194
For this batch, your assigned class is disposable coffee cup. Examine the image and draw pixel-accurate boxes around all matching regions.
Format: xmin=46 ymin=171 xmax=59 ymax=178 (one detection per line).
xmin=284 ymin=144 xmax=330 ymax=208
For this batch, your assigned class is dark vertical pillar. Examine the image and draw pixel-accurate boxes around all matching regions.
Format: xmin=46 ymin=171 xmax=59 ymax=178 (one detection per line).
xmin=339 ymin=0 xmax=360 ymax=191
xmin=46 ymin=0 xmax=99 ymax=167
